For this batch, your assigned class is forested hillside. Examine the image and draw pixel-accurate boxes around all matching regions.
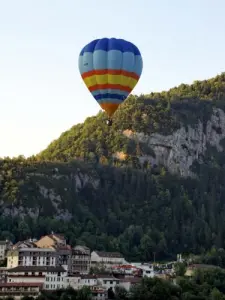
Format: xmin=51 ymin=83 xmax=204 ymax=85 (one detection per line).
xmin=0 ymin=73 xmax=225 ymax=261
xmin=38 ymin=73 xmax=225 ymax=166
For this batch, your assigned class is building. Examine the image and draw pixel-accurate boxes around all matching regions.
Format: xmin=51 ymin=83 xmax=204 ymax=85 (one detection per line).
xmin=35 ymin=233 xmax=66 ymax=248
xmin=96 ymin=275 xmax=120 ymax=291
xmin=12 ymin=239 xmax=37 ymax=250
xmin=71 ymin=246 xmax=91 ymax=274
xmin=0 ymin=267 xmax=8 ymax=283
xmin=0 ymin=282 xmax=42 ymax=299
xmin=7 ymin=247 xmax=57 ymax=268
xmin=91 ymin=251 xmax=126 ymax=269
xmin=63 ymin=274 xmax=81 ymax=290
xmin=7 ymin=265 xmax=67 ymax=291
xmin=0 ymin=240 xmax=12 ymax=261
xmin=55 ymin=245 xmax=71 ymax=272
xmin=91 ymin=286 xmax=108 ymax=300
xmin=118 ymin=277 xmax=142 ymax=291
xmin=35 ymin=233 xmax=71 ymax=271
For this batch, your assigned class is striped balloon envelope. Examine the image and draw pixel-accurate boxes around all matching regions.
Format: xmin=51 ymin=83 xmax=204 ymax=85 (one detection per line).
xmin=78 ymin=38 xmax=143 ymax=120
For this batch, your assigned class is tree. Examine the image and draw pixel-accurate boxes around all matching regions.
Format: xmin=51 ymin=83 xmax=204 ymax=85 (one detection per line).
xmin=174 ymin=262 xmax=187 ymax=277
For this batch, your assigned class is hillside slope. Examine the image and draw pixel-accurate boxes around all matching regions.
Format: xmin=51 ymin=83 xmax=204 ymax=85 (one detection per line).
xmin=0 ymin=73 xmax=225 ymax=261
xmin=39 ymin=73 xmax=225 ymax=177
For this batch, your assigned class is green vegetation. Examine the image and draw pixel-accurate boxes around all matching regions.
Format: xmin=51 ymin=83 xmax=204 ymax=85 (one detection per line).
xmin=0 ymin=73 xmax=225 ymax=262
xmin=38 ymin=73 xmax=225 ymax=163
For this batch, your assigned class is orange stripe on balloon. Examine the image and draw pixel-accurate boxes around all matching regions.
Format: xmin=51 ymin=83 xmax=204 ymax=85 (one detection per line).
xmin=88 ymin=84 xmax=132 ymax=93
xmin=100 ymin=103 xmax=120 ymax=117
xmin=82 ymin=69 xmax=139 ymax=80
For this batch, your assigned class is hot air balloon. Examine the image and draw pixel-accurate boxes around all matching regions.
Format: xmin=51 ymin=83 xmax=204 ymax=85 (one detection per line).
xmin=78 ymin=38 xmax=143 ymax=126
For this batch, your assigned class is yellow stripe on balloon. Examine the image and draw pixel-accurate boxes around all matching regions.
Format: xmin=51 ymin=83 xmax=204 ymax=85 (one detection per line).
xmin=83 ymin=74 xmax=138 ymax=90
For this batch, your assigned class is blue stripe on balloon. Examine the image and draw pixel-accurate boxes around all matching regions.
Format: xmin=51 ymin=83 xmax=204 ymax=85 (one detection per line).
xmin=93 ymin=93 xmax=127 ymax=101
xmin=80 ymin=38 xmax=141 ymax=55
xmin=91 ymin=89 xmax=129 ymax=97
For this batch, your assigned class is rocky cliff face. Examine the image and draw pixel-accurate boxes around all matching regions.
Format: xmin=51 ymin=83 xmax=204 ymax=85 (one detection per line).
xmin=123 ymin=108 xmax=225 ymax=177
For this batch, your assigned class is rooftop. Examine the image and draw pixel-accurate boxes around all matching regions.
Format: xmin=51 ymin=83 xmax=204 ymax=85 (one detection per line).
xmin=0 ymin=282 xmax=43 ymax=287
xmin=94 ymin=251 xmax=123 ymax=258
xmin=97 ymin=275 xmax=120 ymax=280
xmin=7 ymin=266 xmax=65 ymax=273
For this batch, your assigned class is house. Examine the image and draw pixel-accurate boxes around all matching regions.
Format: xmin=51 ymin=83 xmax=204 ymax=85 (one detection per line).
xmin=35 ymin=233 xmax=66 ymax=248
xmin=0 ymin=282 xmax=42 ymax=299
xmin=63 ymin=274 xmax=81 ymax=290
xmin=7 ymin=265 xmax=67 ymax=291
xmin=91 ymin=251 xmax=126 ymax=269
xmin=71 ymin=246 xmax=91 ymax=274
xmin=0 ymin=268 xmax=8 ymax=283
xmin=55 ymin=245 xmax=71 ymax=272
xmin=0 ymin=240 xmax=13 ymax=261
xmin=96 ymin=275 xmax=120 ymax=291
xmin=35 ymin=234 xmax=71 ymax=271
xmin=7 ymin=247 xmax=57 ymax=268
xmin=81 ymin=274 xmax=98 ymax=287
xmin=91 ymin=286 xmax=108 ymax=300
xmin=12 ymin=239 xmax=37 ymax=250
xmin=64 ymin=274 xmax=98 ymax=290
xmin=118 ymin=277 xmax=142 ymax=291
xmin=130 ymin=263 xmax=155 ymax=278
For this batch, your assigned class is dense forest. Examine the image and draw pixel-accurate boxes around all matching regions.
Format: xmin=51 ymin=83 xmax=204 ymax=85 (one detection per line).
xmin=0 ymin=73 xmax=225 ymax=262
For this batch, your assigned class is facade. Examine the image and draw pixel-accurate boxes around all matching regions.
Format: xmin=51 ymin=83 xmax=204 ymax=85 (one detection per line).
xmin=0 ymin=240 xmax=12 ymax=261
xmin=97 ymin=275 xmax=120 ymax=291
xmin=63 ymin=275 xmax=81 ymax=290
xmin=91 ymin=251 xmax=126 ymax=268
xmin=35 ymin=233 xmax=71 ymax=271
xmin=118 ymin=277 xmax=142 ymax=291
xmin=7 ymin=247 xmax=57 ymax=268
xmin=63 ymin=274 xmax=108 ymax=299
xmin=0 ymin=282 xmax=42 ymax=299
xmin=7 ymin=265 xmax=67 ymax=291
xmin=55 ymin=245 xmax=72 ymax=272
xmin=71 ymin=246 xmax=91 ymax=274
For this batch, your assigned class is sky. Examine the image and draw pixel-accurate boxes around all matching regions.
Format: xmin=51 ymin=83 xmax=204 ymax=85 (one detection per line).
xmin=0 ymin=0 xmax=225 ymax=158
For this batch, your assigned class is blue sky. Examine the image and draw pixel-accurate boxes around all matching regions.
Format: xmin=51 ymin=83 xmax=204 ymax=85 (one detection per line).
xmin=0 ymin=0 xmax=224 ymax=158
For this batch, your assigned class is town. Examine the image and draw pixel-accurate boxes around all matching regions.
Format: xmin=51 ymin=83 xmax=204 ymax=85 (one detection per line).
xmin=0 ymin=233 xmax=188 ymax=299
